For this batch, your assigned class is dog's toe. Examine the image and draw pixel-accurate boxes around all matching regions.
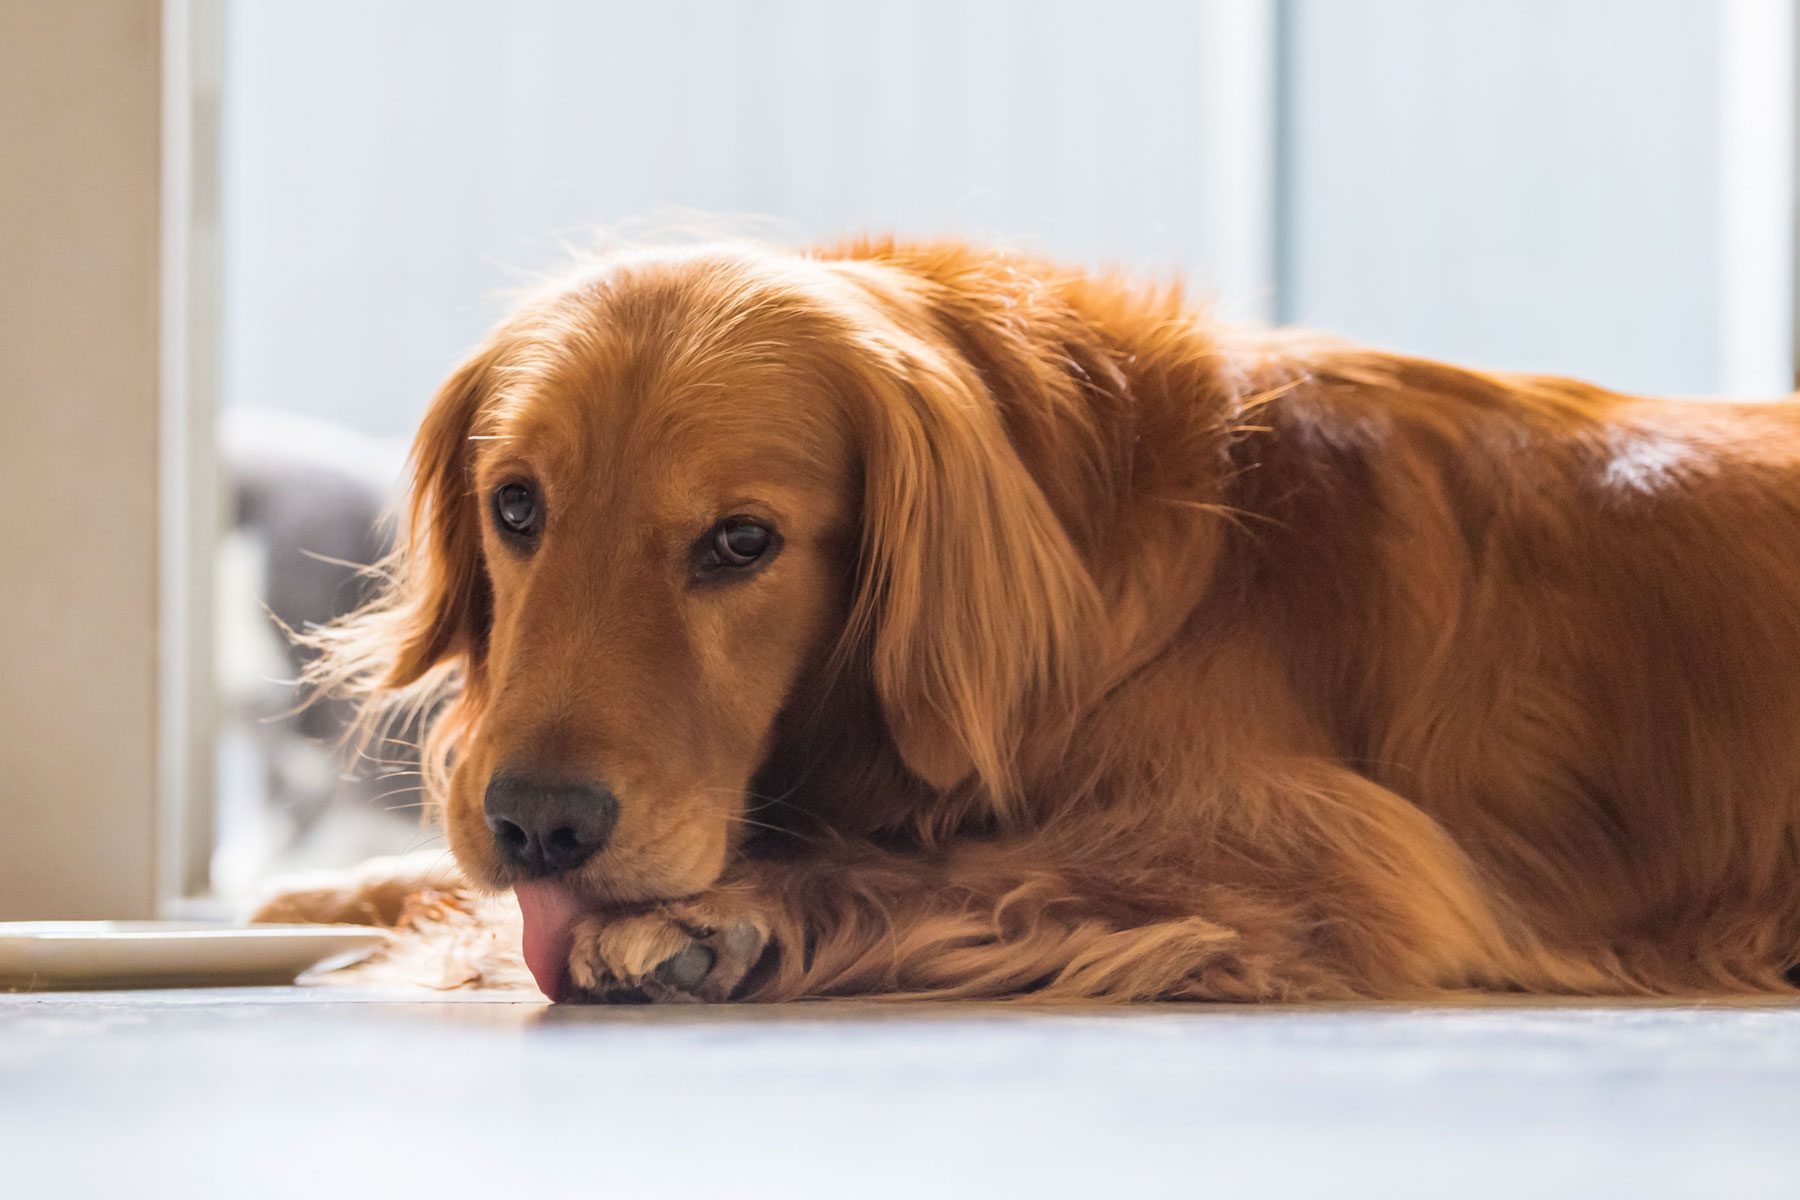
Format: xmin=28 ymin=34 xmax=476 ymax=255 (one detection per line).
xmin=655 ymin=943 xmax=717 ymax=991
xmin=565 ymin=901 xmax=770 ymax=1004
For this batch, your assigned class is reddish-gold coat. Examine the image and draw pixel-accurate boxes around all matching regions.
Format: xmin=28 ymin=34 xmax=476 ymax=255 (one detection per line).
xmin=303 ymin=239 xmax=1800 ymax=1000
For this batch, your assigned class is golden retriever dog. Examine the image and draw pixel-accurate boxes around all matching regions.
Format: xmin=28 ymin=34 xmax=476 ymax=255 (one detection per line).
xmin=291 ymin=237 xmax=1800 ymax=1003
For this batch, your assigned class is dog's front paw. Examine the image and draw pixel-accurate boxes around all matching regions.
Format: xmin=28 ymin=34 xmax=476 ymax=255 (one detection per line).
xmin=567 ymin=894 xmax=771 ymax=1004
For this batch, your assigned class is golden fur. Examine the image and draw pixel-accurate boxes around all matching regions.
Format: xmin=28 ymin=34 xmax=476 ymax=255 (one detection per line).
xmin=287 ymin=237 xmax=1800 ymax=1001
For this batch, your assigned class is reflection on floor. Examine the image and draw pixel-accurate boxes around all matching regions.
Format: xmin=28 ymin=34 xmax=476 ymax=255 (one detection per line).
xmin=3 ymin=987 xmax=1797 ymax=1198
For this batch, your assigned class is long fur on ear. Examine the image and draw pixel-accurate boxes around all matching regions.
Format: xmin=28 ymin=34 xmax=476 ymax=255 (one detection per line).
xmin=830 ymin=286 xmax=1103 ymax=824
xmin=383 ymin=351 xmax=495 ymax=687
xmin=297 ymin=344 xmax=496 ymax=790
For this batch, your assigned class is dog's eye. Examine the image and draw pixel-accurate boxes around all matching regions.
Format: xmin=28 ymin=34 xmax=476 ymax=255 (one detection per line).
xmin=700 ymin=517 xmax=778 ymax=575
xmin=493 ymin=482 xmax=541 ymax=539
xmin=715 ymin=518 xmax=773 ymax=566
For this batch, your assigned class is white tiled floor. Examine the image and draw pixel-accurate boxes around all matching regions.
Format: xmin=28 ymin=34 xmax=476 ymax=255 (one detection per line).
xmin=4 ymin=988 xmax=1798 ymax=1198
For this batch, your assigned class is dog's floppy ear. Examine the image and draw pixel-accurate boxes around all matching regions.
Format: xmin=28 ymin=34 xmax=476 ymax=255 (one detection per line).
xmin=383 ymin=347 xmax=496 ymax=687
xmin=838 ymin=314 xmax=1099 ymax=818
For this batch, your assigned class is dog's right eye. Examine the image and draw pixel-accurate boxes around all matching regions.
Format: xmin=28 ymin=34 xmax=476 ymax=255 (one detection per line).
xmin=493 ymin=482 xmax=542 ymax=540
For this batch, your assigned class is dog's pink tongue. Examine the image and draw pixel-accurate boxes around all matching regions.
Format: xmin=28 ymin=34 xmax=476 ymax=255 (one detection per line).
xmin=514 ymin=880 xmax=587 ymax=1002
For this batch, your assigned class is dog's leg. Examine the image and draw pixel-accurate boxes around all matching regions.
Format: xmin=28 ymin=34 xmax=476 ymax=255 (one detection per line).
xmin=564 ymin=760 xmax=1598 ymax=1002
xmin=251 ymin=849 xmax=465 ymax=927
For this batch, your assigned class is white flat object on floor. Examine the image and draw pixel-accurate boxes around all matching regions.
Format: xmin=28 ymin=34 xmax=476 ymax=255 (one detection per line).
xmin=0 ymin=922 xmax=388 ymax=990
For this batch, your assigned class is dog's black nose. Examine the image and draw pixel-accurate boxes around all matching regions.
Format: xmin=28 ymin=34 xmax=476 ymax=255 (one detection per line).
xmin=484 ymin=775 xmax=619 ymax=878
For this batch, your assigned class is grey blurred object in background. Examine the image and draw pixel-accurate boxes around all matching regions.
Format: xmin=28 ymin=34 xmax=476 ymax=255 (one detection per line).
xmin=215 ymin=408 xmax=434 ymax=897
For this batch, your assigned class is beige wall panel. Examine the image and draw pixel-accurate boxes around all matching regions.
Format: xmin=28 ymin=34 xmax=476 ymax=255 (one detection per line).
xmin=0 ymin=0 xmax=162 ymax=918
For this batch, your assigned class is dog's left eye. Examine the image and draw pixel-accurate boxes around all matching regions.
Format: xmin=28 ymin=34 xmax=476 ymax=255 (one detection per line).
xmin=493 ymin=482 xmax=541 ymax=539
xmin=696 ymin=516 xmax=778 ymax=577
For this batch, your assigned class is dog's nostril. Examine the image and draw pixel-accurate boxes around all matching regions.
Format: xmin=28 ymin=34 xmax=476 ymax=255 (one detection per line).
xmin=483 ymin=775 xmax=620 ymax=879
xmin=540 ymin=825 xmax=591 ymax=874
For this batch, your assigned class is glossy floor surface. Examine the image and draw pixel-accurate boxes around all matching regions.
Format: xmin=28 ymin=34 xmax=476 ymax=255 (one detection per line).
xmin=3 ymin=987 xmax=1797 ymax=1198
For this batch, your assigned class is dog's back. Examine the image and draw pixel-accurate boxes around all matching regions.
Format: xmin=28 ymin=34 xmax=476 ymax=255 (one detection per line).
xmin=1214 ymin=338 xmax=1800 ymax=985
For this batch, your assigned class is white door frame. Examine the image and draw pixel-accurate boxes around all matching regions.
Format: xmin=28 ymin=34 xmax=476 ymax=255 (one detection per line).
xmin=1201 ymin=0 xmax=1281 ymax=322
xmin=159 ymin=0 xmax=223 ymax=912
xmin=1719 ymin=0 xmax=1798 ymax=397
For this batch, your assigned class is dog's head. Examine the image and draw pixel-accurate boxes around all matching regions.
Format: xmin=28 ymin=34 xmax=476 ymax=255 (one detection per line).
xmin=314 ymin=242 xmax=1097 ymax=981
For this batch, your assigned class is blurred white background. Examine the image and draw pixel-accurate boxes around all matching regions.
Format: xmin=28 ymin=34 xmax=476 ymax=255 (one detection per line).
xmin=220 ymin=0 xmax=1795 ymax=443
xmin=209 ymin=0 xmax=1797 ymax=896
xmin=220 ymin=0 xmax=1272 ymax=439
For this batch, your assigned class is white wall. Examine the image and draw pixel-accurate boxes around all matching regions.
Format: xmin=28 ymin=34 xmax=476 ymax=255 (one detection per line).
xmin=223 ymin=0 xmax=1794 ymax=431
xmin=1281 ymin=0 xmax=1795 ymax=398
xmin=221 ymin=0 xmax=1272 ymax=438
